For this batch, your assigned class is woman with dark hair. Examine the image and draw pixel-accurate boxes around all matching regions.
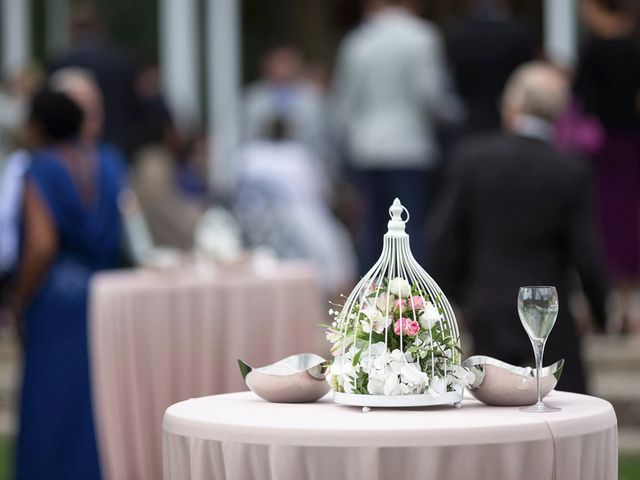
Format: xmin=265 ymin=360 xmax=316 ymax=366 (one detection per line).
xmin=575 ymin=0 xmax=640 ymax=331
xmin=10 ymin=89 xmax=124 ymax=478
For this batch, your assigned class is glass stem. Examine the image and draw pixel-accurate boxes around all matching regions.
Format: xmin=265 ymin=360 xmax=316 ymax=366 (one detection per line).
xmin=533 ymin=339 xmax=545 ymax=406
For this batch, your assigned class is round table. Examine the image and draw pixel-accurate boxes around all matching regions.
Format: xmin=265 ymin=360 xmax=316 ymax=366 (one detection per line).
xmin=163 ymin=391 xmax=617 ymax=480
xmin=90 ymin=260 xmax=324 ymax=480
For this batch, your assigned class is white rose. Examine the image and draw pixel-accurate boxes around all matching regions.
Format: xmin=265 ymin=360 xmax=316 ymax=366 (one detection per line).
xmin=388 ymin=277 xmax=411 ymax=298
xmin=419 ymin=302 xmax=443 ymax=330
xmin=374 ymin=292 xmax=396 ymax=313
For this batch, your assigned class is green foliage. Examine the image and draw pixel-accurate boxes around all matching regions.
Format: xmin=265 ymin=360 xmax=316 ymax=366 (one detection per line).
xmin=620 ymin=455 xmax=640 ymax=480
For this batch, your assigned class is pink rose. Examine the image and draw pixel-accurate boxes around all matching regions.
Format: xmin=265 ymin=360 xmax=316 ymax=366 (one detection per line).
xmin=394 ymin=298 xmax=407 ymax=313
xmin=406 ymin=320 xmax=420 ymax=336
xmin=394 ymin=318 xmax=420 ymax=337
xmin=409 ymin=296 xmax=425 ymax=311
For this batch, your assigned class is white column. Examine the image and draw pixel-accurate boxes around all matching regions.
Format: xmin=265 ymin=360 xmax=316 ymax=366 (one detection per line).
xmin=207 ymin=0 xmax=241 ymax=193
xmin=46 ymin=0 xmax=70 ymax=56
xmin=1 ymin=0 xmax=31 ymax=75
xmin=544 ymin=0 xmax=578 ymax=68
xmin=159 ymin=0 xmax=201 ymax=134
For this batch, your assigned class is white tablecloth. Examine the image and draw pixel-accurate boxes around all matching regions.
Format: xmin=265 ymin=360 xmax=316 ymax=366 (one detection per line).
xmin=90 ymin=261 xmax=325 ymax=480
xmin=163 ymin=391 xmax=617 ymax=480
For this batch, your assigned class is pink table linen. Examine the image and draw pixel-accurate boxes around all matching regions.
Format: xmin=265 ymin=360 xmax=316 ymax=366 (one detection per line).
xmin=90 ymin=261 xmax=325 ymax=480
xmin=163 ymin=390 xmax=617 ymax=480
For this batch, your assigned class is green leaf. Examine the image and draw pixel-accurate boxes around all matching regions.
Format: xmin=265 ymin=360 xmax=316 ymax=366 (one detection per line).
xmin=352 ymin=349 xmax=362 ymax=367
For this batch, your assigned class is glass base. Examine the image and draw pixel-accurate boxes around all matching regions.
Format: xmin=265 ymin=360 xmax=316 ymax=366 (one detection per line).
xmin=519 ymin=402 xmax=561 ymax=413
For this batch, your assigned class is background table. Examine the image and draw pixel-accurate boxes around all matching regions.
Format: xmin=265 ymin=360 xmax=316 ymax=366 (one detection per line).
xmin=163 ymin=391 xmax=617 ymax=480
xmin=90 ymin=261 xmax=325 ymax=480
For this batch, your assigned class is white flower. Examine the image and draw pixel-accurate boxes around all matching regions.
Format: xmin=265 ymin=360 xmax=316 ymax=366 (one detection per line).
xmin=450 ymin=364 xmax=476 ymax=387
xmin=361 ymin=347 xmax=433 ymax=396
xmin=342 ymin=379 xmax=356 ymax=394
xmin=419 ymin=302 xmax=443 ymax=330
xmin=429 ymin=376 xmax=446 ymax=395
xmin=467 ymin=366 xmax=484 ymax=388
xmin=364 ymin=342 xmax=387 ymax=358
xmin=329 ymin=336 xmax=353 ymax=356
xmin=361 ymin=307 xmax=392 ymax=334
xmin=388 ymin=277 xmax=411 ymax=298
xmin=384 ymin=374 xmax=407 ymax=395
xmin=331 ymin=355 xmax=356 ymax=377
xmin=388 ymin=349 xmax=409 ymax=372
xmin=400 ymin=363 xmax=429 ymax=393
xmin=374 ymin=292 xmax=396 ymax=313
xmin=330 ymin=351 xmax=361 ymax=393
xmin=367 ymin=376 xmax=385 ymax=395
xmin=325 ymin=329 xmax=342 ymax=344
xmin=359 ymin=342 xmax=388 ymax=374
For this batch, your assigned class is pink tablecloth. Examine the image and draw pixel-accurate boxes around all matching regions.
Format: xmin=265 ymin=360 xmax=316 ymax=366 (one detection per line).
xmin=90 ymin=261 xmax=325 ymax=480
xmin=163 ymin=391 xmax=617 ymax=480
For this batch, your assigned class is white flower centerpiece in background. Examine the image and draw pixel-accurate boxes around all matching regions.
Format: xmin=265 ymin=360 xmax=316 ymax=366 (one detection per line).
xmin=325 ymin=199 xmax=473 ymax=407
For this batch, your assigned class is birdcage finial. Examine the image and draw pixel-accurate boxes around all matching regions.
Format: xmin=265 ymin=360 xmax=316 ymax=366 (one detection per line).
xmin=387 ymin=198 xmax=410 ymax=236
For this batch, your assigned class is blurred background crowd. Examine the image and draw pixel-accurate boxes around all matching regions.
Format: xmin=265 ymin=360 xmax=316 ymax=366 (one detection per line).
xmin=0 ymin=0 xmax=640 ymax=477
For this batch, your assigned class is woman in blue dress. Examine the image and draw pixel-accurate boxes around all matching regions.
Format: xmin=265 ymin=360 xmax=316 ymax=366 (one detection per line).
xmin=10 ymin=89 xmax=124 ymax=478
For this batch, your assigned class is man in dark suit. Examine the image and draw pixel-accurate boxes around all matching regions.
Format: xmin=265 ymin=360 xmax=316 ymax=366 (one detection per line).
xmin=429 ymin=62 xmax=609 ymax=393
xmin=447 ymin=0 xmax=535 ymax=134
xmin=48 ymin=2 xmax=139 ymax=154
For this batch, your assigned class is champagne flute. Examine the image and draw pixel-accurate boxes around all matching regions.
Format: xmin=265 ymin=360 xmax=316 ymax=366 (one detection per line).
xmin=518 ymin=286 xmax=561 ymax=413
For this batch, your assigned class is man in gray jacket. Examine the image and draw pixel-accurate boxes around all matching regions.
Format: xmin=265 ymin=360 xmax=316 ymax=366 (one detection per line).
xmin=333 ymin=0 xmax=463 ymax=271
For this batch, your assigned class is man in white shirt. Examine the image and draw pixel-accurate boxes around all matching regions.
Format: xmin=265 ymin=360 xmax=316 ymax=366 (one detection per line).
xmin=244 ymin=47 xmax=331 ymax=170
xmin=333 ymin=0 xmax=463 ymax=271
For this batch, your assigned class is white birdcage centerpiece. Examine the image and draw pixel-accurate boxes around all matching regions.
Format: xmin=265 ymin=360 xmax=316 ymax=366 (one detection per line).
xmin=326 ymin=199 xmax=473 ymax=408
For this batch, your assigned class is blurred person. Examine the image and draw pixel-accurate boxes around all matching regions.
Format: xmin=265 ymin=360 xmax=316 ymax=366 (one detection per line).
xmin=176 ymin=134 xmax=211 ymax=206
xmin=244 ymin=46 xmax=332 ymax=171
xmin=446 ymin=0 xmax=535 ymax=134
xmin=0 ymin=65 xmax=43 ymax=321
xmin=132 ymin=146 xmax=204 ymax=250
xmin=429 ymin=62 xmax=609 ymax=393
xmin=0 ymin=64 xmax=42 ymax=162
xmin=49 ymin=67 xmax=129 ymax=210
xmin=11 ymin=89 xmax=125 ymax=478
xmin=575 ymin=0 xmax=640 ymax=331
xmin=0 ymin=150 xmax=30 ymax=277
xmin=304 ymin=62 xmax=331 ymax=93
xmin=49 ymin=1 xmax=139 ymax=153
xmin=235 ymin=117 xmax=356 ymax=296
xmin=50 ymin=68 xmax=104 ymax=145
xmin=134 ymin=64 xmax=182 ymax=155
xmin=333 ymin=0 xmax=464 ymax=273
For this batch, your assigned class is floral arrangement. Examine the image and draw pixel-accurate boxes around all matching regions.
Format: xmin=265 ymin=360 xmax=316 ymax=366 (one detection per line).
xmin=326 ymin=277 xmax=474 ymax=396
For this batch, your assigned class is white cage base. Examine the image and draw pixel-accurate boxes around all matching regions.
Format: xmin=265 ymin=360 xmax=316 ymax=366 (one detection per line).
xmin=333 ymin=390 xmax=464 ymax=408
